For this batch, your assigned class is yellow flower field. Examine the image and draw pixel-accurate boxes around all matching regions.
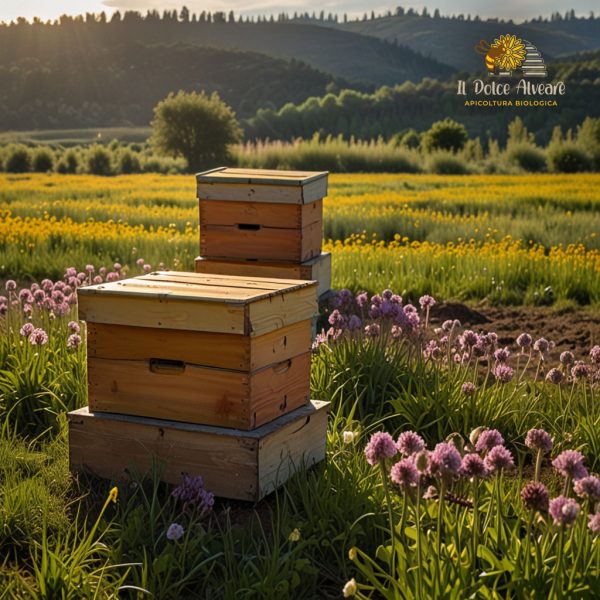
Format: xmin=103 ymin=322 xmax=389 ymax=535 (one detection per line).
xmin=1 ymin=172 xmax=599 ymax=305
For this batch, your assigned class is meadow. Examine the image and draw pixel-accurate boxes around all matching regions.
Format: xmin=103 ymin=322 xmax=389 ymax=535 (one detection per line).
xmin=1 ymin=172 xmax=599 ymax=598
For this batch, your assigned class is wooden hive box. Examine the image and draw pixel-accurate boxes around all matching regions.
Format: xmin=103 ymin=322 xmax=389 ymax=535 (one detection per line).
xmin=77 ymin=271 xmax=318 ymax=430
xmin=68 ymin=400 xmax=330 ymax=502
xmin=197 ymin=167 xmax=328 ymax=263
xmin=194 ymin=252 xmax=332 ymax=298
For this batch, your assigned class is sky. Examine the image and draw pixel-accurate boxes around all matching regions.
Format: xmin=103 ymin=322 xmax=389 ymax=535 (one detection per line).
xmin=0 ymin=0 xmax=597 ymax=23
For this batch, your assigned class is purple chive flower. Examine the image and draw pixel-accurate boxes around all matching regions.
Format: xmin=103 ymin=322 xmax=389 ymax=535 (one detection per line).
xmin=546 ymin=368 xmax=565 ymax=385
xmin=549 ymin=496 xmax=580 ymax=527
xmin=571 ymin=362 xmax=590 ymax=381
xmin=65 ymin=267 xmax=77 ymax=278
xmin=521 ymin=481 xmax=550 ymax=512
xmin=589 ymin=513 xmax=600 ymax=535
xmin=348 ymin=315 xmax=362 ymax=331
xmin=364 ymin=323 xmax=380 ymax=338
xmin=390 ymin=458 xmax=420 ymax=488
xmin=364 ymin=432 xmax=397 ymax=466
xmin=493 ymin=363 xmax=514 ymax=384
xmin=517 ymin=333 xmax=532 ymax=348
xmin=28 ymin=328 xmax=49 ymax=346
xmin=590 ymin=346 xmax=600 ymax=365
xmin=396 ymin=431 xmax=426 ymax=456
xmin=33 ymin=289 xmax=46 ymax=303
xmin=461 ymin=453 xmax=490 ymax=479
xmin=552 ymin=450 xmax=588 ymax=481
xmin=441 ymin=319 xmax=454 ymax=332
xmin=494 ymin=347 xmax=510 ymax=363
xmin=475 ymin=429 xmax=504 ymax=453
xmin=429 ymin=442 xmax=462 ymax=478
xmin=461 ymin=382 xmax=476 ymax=396
xmin=67 ymin=334 xmax=82 ymax=349
xmin=390 ymin=325 xmax=402 ymax=340
xmin=106 ymin=272 xmax=119 ymax=282
xmin=459 ymin=330 xmax=479 ymax=348
xmin=533 ymin=338 xmax=550 ymax=354
xmin=166 ymin=522 xmax=185 ymax=541
xmin=524 ymin=429 xmax=553 ymax=454
xmin=574 ymin=476 xmax=600 ymax=502
xmin=55 ymin=302 xmax=71 ymax=317
xmin=99 ymin=266 xmax=107 ymax=275
xmin=92 ymin=275 xmax=102 ymax=284
xmin=19 ymin=323 xmax=35 ymax=337
xmin=171 ymin=474 xmax=214 ymax=514
xmin=136 ymin=258 xmax=145 ymax=267
xmin=419 ymin=295 xmax=436 ymax=309
xmin=382 ymin=289 xmax=393 ymax=301
xmin=5 ymin=280 xmax=17 ymax=292
xmin=85 ymin=264 xmax=95 ymax=273
xmin=355 ymin=292 xmax=368 ymax=308
xmin=0 ymin=304 xmax=6 ymax=316
xmin=328 ymin=309 xmax=346 ymax=329
xmin=560 ymin=351 xmax=575 ymax=365
xmin=113 ymin=262 xmax=122 ymax=271
xmin=143 ymin=264 xmax=152 ymax=273
xmin=484 ymin=446 xmax=514 ymax=472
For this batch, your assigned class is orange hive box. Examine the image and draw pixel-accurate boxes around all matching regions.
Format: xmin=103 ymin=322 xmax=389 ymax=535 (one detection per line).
xmin=77 ymin=271 xmax=318 ymax=430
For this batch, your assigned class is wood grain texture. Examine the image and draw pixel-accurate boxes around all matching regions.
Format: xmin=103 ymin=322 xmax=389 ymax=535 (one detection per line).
xmin=200 ymin=220 xmax=322 ymax=262
xmin=87 ymin=352 xmax=311 ymax=429
xmin=87 ymin=320 xmax=312 ymax=371
xmin=196 ymin=167 xmax=327 ymax=186
xmin=195 ymin=253 xmax=331 ymax=297
xmin=68 ymin=400 xmax=330 ymax=501
xmin=199 ymin=199 xmax=322 ymax=229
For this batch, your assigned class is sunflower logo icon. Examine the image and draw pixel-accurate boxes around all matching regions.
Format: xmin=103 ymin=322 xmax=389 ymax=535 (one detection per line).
xmin=491 ymin=34 xmax=527 ymax=71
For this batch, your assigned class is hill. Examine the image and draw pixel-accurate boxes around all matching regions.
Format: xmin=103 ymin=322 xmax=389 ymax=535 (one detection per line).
xmin=331 ymin=13 xmax=600 ymax=71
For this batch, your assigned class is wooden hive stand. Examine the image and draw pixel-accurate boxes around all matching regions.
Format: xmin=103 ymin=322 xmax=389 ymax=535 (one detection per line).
xmin=195 ymin=167 xmax=331 ymax=298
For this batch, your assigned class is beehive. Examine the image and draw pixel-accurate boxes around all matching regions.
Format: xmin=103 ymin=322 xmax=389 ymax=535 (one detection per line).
xmin=197 ymin=167 xmax=328 ymax=263
xmin=77 ymin=271 xmax=317 ymax=430
xmin=68 ymin=400 xmax=330 ymax=502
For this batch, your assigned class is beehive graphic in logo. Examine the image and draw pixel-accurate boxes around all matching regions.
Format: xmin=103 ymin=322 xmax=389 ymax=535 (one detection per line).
xmin=475 ymin=34 xmax=548 ymax=78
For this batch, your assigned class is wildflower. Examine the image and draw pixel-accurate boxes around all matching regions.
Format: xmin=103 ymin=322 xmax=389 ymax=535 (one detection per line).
xmin=441 ymin=319 xmax=454 ymax=332
xmin=390 ymin=325 xmax=402 ymax=339
xmin=516 ymin=333 xmax=532 ymax=348
xmin=364 ymin=432 xmax=397 ymax=465
xmin=93 ymin=275 xmax=103 ymax=284
xmin=419 ymin=295 xmax=436 ymax=309
xmin=546 ymin=368 xmax=564 ymax=384
xmin=461 ymin=453 xmax=490 ymax=479
xmin=99 ymin=266 xmax=107 ymax=275
xmin=0 ymin=304 xmax=6 ymax=316
xmin=423 ymin=340 xmax=442 ymax=360
xmin=590 ymin=345 xmax=600 ymax=365
xmin=493 ymin=363 xmax=514 ymax=384
xmin=108 ymin=486 xmax=118 ymax=503
xmin=571 ymin=362 xmax=590 ymax=381
xmin=521 ymin=481 xmax=550 ymax=512
xmin=429 ymin=442 xmax=462 ymax=478
xmin=288 ymin=528 xmax=301 ymax=542
xmin=65 ymin=267 xmax=77 ymax=278
xmin=382 ymin=289 xmax=393 ymax=301
xmin=459 ymin=330 xmax=479 ymax=349
xmin=423 ymin=485 xmax=438 ymax=499
xmin=552 ymin=450 xmax=588 ymax=481
xmin=85 ymin=264 xmax=95 ymax=273
xmin=348 ymin=315 xmax=362 ymax=331
xmin=461 ymin=382 xmax=476 ymax=396
xmin=348 ymin=547 xmax=357 ymax=561
xmin=328 ymin=309 xmax=346 ymax=329
xmin=484 ymin=446 xmax=514 ymax=472
xmin=33 ymin=289 xmax=46 ymax=303
xmin=549 ymin=496 xmax=580 ymax=527
xmin=355 ymin=292 xmax=368 ymax=307
xmin=560 ymin=351 xmax=575 ymax=365
xmin=77 ymin=272 xmax=86 ymax=282
xmin=67 ymin=321 xmax=81 ymax=334
xmin=364 ymin=323 xmax=380 ymax=338
xmin=106 ymin=272 xmax=119 ymax=282
xmin=171 ymin=474 xmax=215 ymax=514
xmin=390 ymin=459 xmax=419 ymax=488
xmin=574 ymin=476 xmax=600 ymax=502
xmin=67 ymin=334 xmax=82 ymax=349
xmin=343 ymin=578 xmax=357 ymax=597
xmin=494 ymin=347 xmax=510 ymax=363
xmin=113 ymin=262 xmax=122 ymax=271
xmin=136 ymin=258 xmax=145 ymax=266
xmin=396 ymin=431 xmax=426 ymax=456
xmin=589 ymin=513 xmax=600 ymax=535
xmin=19 ymin=289 xmax=33 ymax=304
xmin=19 ymin=323 xmax=35 ymax=337
xmin=143 ymin=264 xmax=152 ymax=273
xmin=28 ymin=328 xmax=48 ymax=346
xmin=343 ymin=431 xmax=356 ymax=444
xmin=524 ymin=429 xmax=553 ymax=453
xmin=166 ymin=522 xmax=185 ymax=541
xmin=5 ymin=280 xmax=17 ymax=292
xmin=533 ymin=338 xmax=550 ymax=354
xmin=475 ymin=429 xmax=504 ymax=453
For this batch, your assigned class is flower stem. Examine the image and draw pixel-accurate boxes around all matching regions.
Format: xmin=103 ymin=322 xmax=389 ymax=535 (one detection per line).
xmin=380 ymin=461 xmax=397 ymax=582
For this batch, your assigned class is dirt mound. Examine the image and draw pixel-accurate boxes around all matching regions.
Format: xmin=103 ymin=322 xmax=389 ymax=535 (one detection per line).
xmin=430 ymin=302 xmax=490 ymax=326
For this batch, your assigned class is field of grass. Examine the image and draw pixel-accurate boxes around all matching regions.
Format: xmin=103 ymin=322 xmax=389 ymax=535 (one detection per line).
xmin=1 ymin=172 xmax=599 ymax=305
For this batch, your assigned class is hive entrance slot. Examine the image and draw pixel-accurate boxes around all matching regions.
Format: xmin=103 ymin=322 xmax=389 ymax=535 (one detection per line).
xmin=149 ymin=358 xmax=186 ymax=375
xmin=237 ymin=223 xmax=261 ymax=231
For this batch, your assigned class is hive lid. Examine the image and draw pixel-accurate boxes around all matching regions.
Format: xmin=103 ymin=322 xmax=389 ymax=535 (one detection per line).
xmin=77 ymin=271 xmax=318 ymax=336
xmin=196 ymin=167 xmax=328 ymax=204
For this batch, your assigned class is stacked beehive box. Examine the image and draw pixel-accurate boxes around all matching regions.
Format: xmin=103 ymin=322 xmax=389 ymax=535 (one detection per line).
xmin=195 ymin=168 xmax=331 ymax=298
xmin=68 ymin=271 xmax=329 ymax=501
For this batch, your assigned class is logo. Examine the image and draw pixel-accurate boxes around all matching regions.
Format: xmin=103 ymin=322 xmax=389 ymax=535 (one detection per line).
xmin=474 ymin=34 xmax=547 ymax=78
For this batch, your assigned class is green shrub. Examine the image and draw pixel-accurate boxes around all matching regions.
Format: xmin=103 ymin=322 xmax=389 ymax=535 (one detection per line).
xmin=506 ymin=143 xmax=546 ymax=172
xmin=117 ymin=150 xmax=141 ymax=174
xmin=547 ymin=142 xmax=592 ymax=173
xmin=421 ymin=118 xmax=468 ymax=153
xmin=5 ymin=145 xmax=31 ymax=173
xmin=426 ymin=152 xmax=469 ymax=174
xmin=86 ymin=145 xmax=113 ymax=176
xmin=32 ymin=148 xmax=55 ymax=173
xmin=56 ymin=149 xmax=80 ymax=174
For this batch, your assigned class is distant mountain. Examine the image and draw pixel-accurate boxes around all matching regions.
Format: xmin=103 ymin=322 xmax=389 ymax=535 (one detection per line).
xmin=549 ymin=48 xmax=600 ymax=81
xmin=331 ymin=14 xmax=600 ymax=71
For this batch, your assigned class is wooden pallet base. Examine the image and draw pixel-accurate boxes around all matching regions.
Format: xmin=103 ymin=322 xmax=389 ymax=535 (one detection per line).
xmin=68 ymin=400 xmax=329 ymax=502
xmin=195 ymin=252 xmax=331 ymax=298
